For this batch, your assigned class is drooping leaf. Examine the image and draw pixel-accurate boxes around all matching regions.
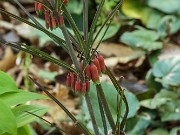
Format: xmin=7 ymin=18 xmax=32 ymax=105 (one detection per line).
xmin=0 ymin=91 xmax=49 ymax=106
xmin=147 ymin=0 xmax=180 ymax=13
xmin=152 ymin=56 xmax=180 ymax=88
xmin=120 ymin=28 xmax=163 ymax=51
xmin=12 ymin=105 xmax=49 ymax=127
xmin=0 ymin=99 xmax=17 ymax=135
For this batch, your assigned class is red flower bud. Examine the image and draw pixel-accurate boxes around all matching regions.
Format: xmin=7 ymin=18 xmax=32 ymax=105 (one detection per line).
xmin=79 ymin=62 xmax=83 ymax=71
xmin=49 ymin=19 xmax=53 ymax=31
xmin=59 ymin=15 xmax=64 ymax=25
xmin=52 ymin=17 xmax=57 ymax=29
xmin=90 ymin=64 xmax=100 ymax=84
xmin=93 ymin=58 xmax=101 ymax=74
xmin=75 ymin=81 xmax=81 ymax=91
xmin=45 ymin=11 xmax=50 ymax=23
xmin=70 ymin=72 xmax=75 ymax=81
xmin=85 ymin=64 xmax=91 ymax=78
xmin=86 ymin=81 xmax=90 ymax=90
xmin=81 ymin=82 xmax=87 ymax=93
xmin=71 ymin=80 xmax=75 ymax=90
xmin=97 ymin=55 xmax=106 ymax=72
xmin=64 ymin=0 xmax=68 ymax=4
xmin=34 ymin=2 xmax=39 ymax=11
xmin=66 ymin=74 xmax=71 ymax=86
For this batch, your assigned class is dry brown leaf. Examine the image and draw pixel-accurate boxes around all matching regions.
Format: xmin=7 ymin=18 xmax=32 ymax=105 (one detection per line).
xmin=0 ymin=47 xmax=16 ymax=71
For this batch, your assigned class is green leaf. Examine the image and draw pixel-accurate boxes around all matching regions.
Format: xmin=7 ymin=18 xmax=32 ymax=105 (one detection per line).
xmin=12 ymin=105 xmax=48 ymax=127
xmin=82 ymin=82 xmax=139 ymax=130
xmin=170 ymin=127 xmax=180 ymax=135
xmin=0 ymin=91 xmax=49 ymax=106
xmin=126 ymin=115 xmax=151 ymax=135
xmin=160 ymin=100 xmax=180 ymax=122
xmin=0 ymin=99 xmax=17 ymax=135
xmin=3 ymin=42 xmax=76 ymax=73
xmin=0 ymin=71 xmax=17 ymax=90
xmin=95 ymin=24 xmax=120 ymax=41
xmin=147 ymin=0 xmax=180 ymax=13
xmin=17 ymin=125 xmax=31 ymax=135
xmin=147 ymin=128 xmax=169 ymax=135
xmin=120 ymin=28 xmax=163 ymax=51
xmin=121 ymin=0 xmax=163 ymax=29
xmin=67 ymin=0 xmax=83 ymax=14
xmin=152 ymin=56 xmax=180 ymax=88
xmin=157 ymin=15 xmax=180 ymax=38
xmin=140 ymin=90 xmax=177 ymax=109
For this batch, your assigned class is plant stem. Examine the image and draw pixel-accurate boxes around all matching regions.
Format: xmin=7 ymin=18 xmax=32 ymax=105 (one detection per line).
xmin=105 ymin=67 xmax=129 ymax=131
xmin=61 ymin=25 xmax=80 ymax=71
xmin=97 ymin=90 xmax=108 ymax=135
xmin=85 ymin=93 xmax=100 ymax=135
xmin=29 ymin=77 xmax=92 ymax=135
xmin=96 ymin=84 xmax=116 ymax=132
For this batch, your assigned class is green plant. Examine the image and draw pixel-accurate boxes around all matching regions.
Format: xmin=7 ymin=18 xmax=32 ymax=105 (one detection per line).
xmin=118 ymin=0 xmax=180 ymax=134
xmin=0 ymin=0 xmax=133 ymax=135
xmin=0 ymin=71 xmax=49 ymax=135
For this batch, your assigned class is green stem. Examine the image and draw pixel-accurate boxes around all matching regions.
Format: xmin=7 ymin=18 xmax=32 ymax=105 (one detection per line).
xmin=105 ymin=67 xmax=129 ymax=131
xmin=60 ymin=25 xmax=80 ymax=71
xmin=85 ymin=93 xmax=100 ymax=135
xmin=96 ymin=84 xmax=116 ymax=132
xmin=97 ymin=90 xmax=108 ymax=135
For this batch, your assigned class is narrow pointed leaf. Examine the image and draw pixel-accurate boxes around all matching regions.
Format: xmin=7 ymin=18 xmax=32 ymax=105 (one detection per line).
xmin=1 ymin=42 xmax=76 ymax=72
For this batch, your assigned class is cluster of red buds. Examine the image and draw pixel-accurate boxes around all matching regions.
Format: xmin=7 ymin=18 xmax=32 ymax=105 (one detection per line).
xmin=66 ymin=54 xmax=106 ymax=93
xmin=34 ymin=0 xmax=68 ymax=30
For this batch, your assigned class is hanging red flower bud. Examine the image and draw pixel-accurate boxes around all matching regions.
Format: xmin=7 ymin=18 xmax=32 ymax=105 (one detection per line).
xmin=85 ymin=64 xmax=91 ymax=78
xmin=66 ymin=74 xmax=71 ymax=86
xmin=52 ymin=17 xmax=57 ymax=29
xmin=81 ymin=82 xmax=87 ymax=93
xmin=45 ymin=11 xmax=50 ymax=23
xmin=59 ymin=15 xmax=64 ymax=25
xmin=97 ymin=55 xmax=106 ymax=72
xmin=38 ymin=0 xmax=44 ymax=14
xmin=64 ymin=0 xmax=68 ymax=5
xmin=34 ymin=2 xmax=39 ymax=12
xmin=75 ymin=81 xmax=81 ymax=91
xmin=93 ymin=58 xmax=101 ymax=74
xmin=86 ymin=81 xmax=90 ymax=90
xmin=70 ymin=72 xmax=75 ymax=81
xmin=71 ymin=79 xmax=75 ymax=90
xmin=90 ymin=64 xmax=100 ymax=84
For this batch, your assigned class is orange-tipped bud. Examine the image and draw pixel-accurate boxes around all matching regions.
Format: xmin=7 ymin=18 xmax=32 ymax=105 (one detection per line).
xmin=59 ymin=15 xmax=64 ymax=25
xmin=75 ymin=81 xmax=81 ymax=91
xmin=81 ymin=82 xmax=87 ymax=93
xmin=93 ymin=58 xmax=101 ymax=74
xmin=66 ymin=74 xmax=71 ymax=86
xmin=85 ymin=64 xmax=91 ymax=78
xmin=64 ymin=0 xmax=68 ymax=4
xmin=97 ymin=55 xmax=106 ymax=72
xmin=90 ymin=64 xmax=100 ymax=84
